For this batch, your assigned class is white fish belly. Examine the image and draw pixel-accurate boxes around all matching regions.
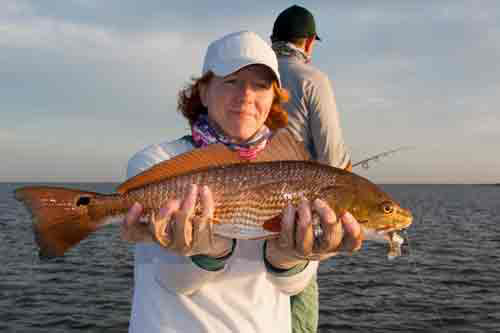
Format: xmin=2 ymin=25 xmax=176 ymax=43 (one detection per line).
xmin=213 ymin=223 xmax=278 ymax=240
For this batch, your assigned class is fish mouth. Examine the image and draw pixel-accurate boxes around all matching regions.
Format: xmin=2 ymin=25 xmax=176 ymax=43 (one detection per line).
xmin=358 ymin=220 xmax=403 ymax=235
xmin=360 ymin=206 xmax=413 ymax=236
xmin=397 ymin=207 xmax=413 ymax=229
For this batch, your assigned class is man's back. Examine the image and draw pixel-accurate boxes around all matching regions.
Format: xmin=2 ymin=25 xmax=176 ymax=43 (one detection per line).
xmin=277 ymin=55 xmax=350 ymax=168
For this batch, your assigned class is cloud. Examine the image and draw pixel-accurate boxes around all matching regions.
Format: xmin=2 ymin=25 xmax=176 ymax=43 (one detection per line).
xmin=465 ymin=113 xmax=500 ymax=136
xmin=0 ymin=128 xmax=17 ymax=141
xmin=1 ymin=6 xmax=186 ymax=62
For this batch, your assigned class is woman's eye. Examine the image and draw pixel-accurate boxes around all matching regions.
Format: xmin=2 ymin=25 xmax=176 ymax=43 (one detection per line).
xmin=255 ymin=81 xmax=271 ymax=89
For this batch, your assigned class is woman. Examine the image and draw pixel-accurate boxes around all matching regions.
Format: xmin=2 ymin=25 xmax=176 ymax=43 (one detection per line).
xmin=121 ymin=31 xmax=362 ymax=333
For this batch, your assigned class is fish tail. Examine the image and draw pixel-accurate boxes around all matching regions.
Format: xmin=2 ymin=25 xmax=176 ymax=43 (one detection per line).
xmin=15 ymin=186 xmax=126 ymax=258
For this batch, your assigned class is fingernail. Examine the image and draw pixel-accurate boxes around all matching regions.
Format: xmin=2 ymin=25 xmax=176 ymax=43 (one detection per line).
xmin=201 ymin=185 xmax=209 ymax=195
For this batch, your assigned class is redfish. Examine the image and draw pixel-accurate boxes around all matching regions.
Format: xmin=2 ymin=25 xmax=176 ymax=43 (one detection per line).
xmin=15 ymin=130 xmax=412 ymax=258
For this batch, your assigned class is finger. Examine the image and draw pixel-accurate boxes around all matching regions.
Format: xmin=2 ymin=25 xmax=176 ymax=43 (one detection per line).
xmin=152 ymin=199 xmax=181 ymax=248
xmin=199 ymin=185 xmax=214 ymax=222
xmin=121 ymin=202 xmax=148 ymax=242
xmin=295 ymin=199 xmax=314 ymax=257
xmin=161 ymin=185 xmax=196 ymax=252
xmin=313 ymin=199 xmax=342 ymax=253
xmin=339 ymin=212 xmax=363 ymax=253
xmin=193 ymin=186 xmax=215 ymax=247
xmin=124 ymin=202 xmax=143 ymax=228
xmin=172 ymin=211 xmax=193 ymax=254
xmin=170 ymin=185 xmax=197 ymax=249
xmin=191 ymin=186 xmax=213 ymax=232
xmin=279 ymin=204 xmax=296 ymax=249
xmin=192 ymin=216 xmax=209 ymax=245
xmin=179 ymin=184 xmax=199 ymax=219
xmin=171 ymin=185 xmax=198 ymax=252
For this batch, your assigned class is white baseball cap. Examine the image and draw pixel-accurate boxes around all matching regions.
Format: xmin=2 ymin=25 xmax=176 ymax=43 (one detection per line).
xmin=202 ymin=31 xmax=281 ymax=87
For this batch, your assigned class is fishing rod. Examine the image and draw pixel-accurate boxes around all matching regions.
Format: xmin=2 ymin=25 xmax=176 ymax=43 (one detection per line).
xmin=352 ymin=146 xmax=415 ymax=170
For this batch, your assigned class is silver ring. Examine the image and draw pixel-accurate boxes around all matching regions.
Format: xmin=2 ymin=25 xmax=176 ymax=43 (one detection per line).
xmin=313 ymin=221 xmax=323 ymax=239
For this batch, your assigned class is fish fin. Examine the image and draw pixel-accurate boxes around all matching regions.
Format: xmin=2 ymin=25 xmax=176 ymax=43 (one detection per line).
xmin=15 ymin=186 xmax=120 ymax=258
xmin=255 ymin=129 xmax=311 ymax=162
xmin=117 ymin=129 xmax=310 ymax=194
xmin=263 ymin=215 xmax=282 ymax=233
xmin=117 ymin=143 xmax=245 ymax=194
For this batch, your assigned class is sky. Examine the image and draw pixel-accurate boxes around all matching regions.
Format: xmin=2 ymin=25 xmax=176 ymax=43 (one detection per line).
xmin=1 ymin=0 xmax=499 ymax=184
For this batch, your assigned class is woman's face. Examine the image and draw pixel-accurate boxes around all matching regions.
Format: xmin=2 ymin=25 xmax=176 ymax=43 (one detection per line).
xmin=200 ymin=65 xmax=275 ymax=142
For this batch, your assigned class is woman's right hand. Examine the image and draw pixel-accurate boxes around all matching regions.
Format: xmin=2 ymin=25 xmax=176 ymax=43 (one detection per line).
xmin=265 ymin=198 xmax=363 ymax=269
xmin=121 ymin=184 xmax=233 ymax=258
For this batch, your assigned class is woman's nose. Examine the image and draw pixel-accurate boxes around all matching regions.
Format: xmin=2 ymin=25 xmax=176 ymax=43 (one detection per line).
xmin=236 ymin=82 xmax=254 ymax=101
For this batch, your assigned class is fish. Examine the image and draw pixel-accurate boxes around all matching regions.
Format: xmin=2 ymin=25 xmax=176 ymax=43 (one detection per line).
xmin=14 ymin=130 xmax=413 ymax=259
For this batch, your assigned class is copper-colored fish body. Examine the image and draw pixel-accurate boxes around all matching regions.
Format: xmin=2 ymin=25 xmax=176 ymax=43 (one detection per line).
xmin=14 ymin=130 xmax=413 ymax=257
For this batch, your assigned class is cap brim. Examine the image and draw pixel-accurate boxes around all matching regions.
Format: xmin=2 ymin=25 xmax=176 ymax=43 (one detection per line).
xmin=211 ymin=60 xmax=282 ymax=87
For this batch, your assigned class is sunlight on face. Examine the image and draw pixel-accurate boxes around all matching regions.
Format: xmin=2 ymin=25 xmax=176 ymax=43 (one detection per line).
xmin=200 ymin=65 xmax=275 ymax=142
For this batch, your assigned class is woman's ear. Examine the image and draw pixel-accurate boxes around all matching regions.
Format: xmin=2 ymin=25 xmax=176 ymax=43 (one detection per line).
xmin=199 ymin=82 xmax=208 ymax=107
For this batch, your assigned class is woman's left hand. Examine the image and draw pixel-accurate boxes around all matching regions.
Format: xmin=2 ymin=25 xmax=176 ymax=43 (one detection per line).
xmin=265 ymin=199 xmax=363 ymax=269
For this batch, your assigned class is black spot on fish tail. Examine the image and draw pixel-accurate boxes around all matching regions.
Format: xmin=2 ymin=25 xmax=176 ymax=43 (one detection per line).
xmin=76 ymin=196 xmax=91 ymax=206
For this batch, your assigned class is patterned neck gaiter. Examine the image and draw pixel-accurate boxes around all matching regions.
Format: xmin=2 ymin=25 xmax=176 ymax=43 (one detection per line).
xmin=271 ymin=41 xmax=310 ymax=63
xmin=191 ymin=113 xmax=272 ymax=160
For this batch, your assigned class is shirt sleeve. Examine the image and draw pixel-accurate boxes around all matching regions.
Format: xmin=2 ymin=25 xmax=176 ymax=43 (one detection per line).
xmin=266 ymin=260 xmax=319 ymax=296
xmin=262 ymin=242 xmax=319 ymax=295
xmin=307 ymin=73 xmax=351 ymax=168
xmin=126 ymin=142 xmax=233 ymax=295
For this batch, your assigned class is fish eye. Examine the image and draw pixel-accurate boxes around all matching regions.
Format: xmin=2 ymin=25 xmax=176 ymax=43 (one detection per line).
xmin=381 ymin=202 xmax=394 ymax=214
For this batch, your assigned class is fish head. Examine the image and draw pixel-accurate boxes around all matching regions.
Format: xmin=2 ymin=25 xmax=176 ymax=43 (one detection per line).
xmin=352 ymin=195 xmax=413 ymax=235
xmin=320 ymin=173 xmax=413 ymax=259
xmin=320 ymin=173 xmax=413 ymax=236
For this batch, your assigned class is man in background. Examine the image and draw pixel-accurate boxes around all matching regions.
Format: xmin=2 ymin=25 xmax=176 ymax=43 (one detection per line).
xmin=271 ymin=5 xmax=352 ymax=171
xmin=271 ymin=5 xmax=353 ymax=333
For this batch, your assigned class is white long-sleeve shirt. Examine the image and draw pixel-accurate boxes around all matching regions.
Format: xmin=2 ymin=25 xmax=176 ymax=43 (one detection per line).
xmin=126 ymin=137 xmax=318 ymax=333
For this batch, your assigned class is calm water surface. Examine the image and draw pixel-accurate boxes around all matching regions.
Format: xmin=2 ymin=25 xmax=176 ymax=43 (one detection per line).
xmin=1 ymin=183 xmax=499 ymax=332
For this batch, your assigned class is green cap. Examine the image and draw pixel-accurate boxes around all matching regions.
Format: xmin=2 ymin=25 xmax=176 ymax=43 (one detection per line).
xmin=271 ymin=5 xmax=321 ymax=42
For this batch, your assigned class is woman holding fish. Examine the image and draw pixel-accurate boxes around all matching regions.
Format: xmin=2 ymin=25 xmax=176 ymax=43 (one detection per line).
xmin=15 ymin=30 xmax=411 ymax=333
xmin=122 ymin=31 xmax=363 ymax=333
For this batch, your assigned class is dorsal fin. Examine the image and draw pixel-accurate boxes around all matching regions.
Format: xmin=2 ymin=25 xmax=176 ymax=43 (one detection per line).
xmin=257 ymin=129 xmax=310 ymax=162
xmin=117 ymin=129 xmax=310 ymax=194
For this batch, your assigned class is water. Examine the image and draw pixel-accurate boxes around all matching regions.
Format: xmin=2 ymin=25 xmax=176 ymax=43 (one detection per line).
xmin=1 ymin=183 xmax=499 ymax=332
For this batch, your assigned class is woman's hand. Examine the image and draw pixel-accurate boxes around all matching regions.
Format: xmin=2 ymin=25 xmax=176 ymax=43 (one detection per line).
xmin=265 ymin=199 xmax=363 ymax=269
xmin=121 ymin=184 xmax=233 ymax=258
xmin=121 ymin=202 xmax=153 ymax=243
